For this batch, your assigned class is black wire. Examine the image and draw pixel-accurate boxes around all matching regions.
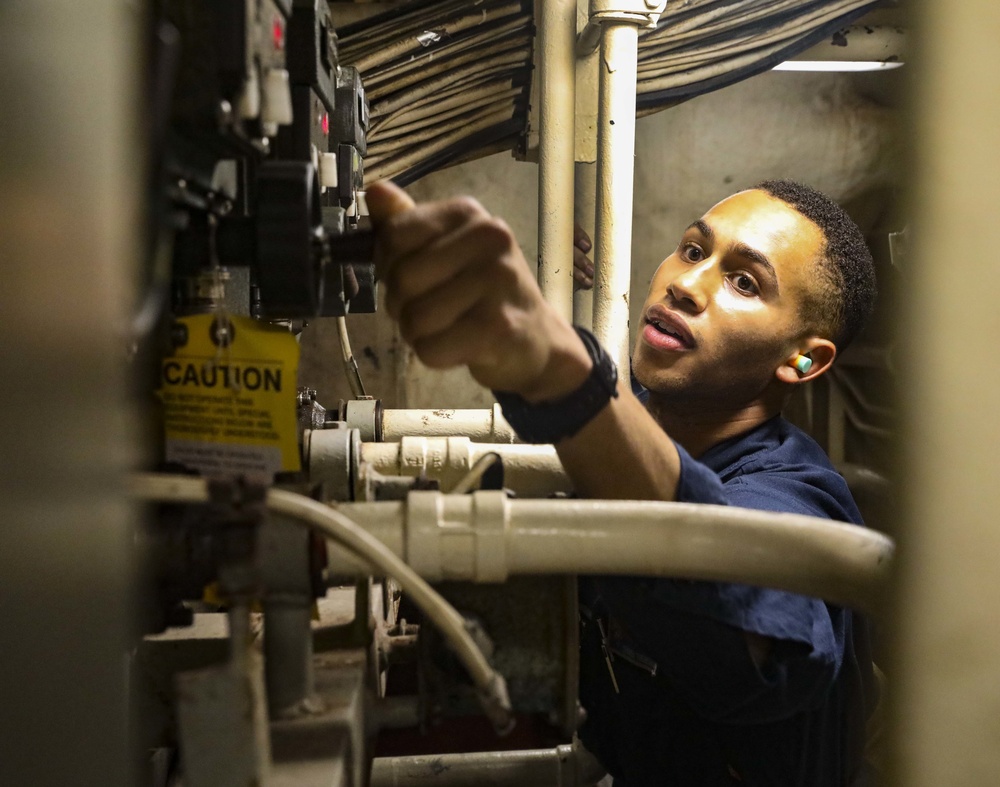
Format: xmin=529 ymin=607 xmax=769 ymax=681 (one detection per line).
xmin=390 ymin=118 xmax=525 ymax=188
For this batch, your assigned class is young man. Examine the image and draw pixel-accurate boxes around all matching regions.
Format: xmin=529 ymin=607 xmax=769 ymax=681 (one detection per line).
xmin=366 ymin=179 xmax=878 ymax=786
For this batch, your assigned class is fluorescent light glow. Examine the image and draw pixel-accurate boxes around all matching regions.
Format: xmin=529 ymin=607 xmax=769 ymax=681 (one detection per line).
xmin=773 ymin=60 xmax=904 ymax=72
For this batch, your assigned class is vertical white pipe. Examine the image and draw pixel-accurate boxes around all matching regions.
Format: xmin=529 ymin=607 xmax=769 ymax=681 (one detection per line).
xmin=573 ymin=161 xmax=596 ymax=329
xmin=593 ymin=23 xmax=639 ymax=373
xmin=536 ymin=0 xmax=577 ymax=322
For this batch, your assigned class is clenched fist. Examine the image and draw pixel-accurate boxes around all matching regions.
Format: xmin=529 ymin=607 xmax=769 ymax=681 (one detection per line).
xmin=366 ymin=181 xmax=591 ymax=403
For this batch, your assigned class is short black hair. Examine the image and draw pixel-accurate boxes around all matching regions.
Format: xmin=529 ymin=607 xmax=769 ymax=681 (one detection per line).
xmin=752 ymin=179 xmax=877 ymax=351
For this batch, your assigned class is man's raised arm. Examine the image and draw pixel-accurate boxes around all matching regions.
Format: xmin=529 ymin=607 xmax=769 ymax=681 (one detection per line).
xmin=366 ymin=181 xmax=681 ymax=502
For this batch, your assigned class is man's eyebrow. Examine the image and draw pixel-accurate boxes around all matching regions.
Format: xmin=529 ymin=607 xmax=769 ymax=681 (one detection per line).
xmin=732 ymin=241 xmax=778 ymax=285
xmin=686 ymin=219 xmax=713 ymax=239
xmin=684 ymin=220 xmax=779 ymax=288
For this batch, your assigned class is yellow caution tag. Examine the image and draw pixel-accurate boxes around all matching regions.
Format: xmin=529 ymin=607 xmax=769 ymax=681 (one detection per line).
xmin=159 ymin=314 xmax=301 ymax=477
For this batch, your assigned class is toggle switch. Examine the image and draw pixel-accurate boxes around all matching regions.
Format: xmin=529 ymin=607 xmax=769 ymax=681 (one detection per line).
xmin=319 ymin=152 xmax=339 ymax=190
xmin=236 ymin=68 xmax=260 ymax=120
xmin=260 ymin=68 xmax=293 ymax=132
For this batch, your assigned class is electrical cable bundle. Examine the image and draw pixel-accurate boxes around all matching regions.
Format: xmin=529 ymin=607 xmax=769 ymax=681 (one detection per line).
xmin=636 ymin=0 xmax=883 ymax=111
xmin=337 ymin=0 xmax=533 ymax=186
xmin=338 ymin=0 xmax=882 ymax=184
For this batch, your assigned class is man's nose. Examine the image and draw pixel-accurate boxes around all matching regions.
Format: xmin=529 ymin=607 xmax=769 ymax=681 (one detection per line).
xmin=666 ymin=261 xmax=712 ymax=313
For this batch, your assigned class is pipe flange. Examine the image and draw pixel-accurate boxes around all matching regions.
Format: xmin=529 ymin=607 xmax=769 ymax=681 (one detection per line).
xmin=306 ymin=426 xmax=361 ymax=502
xmin=345 ymin=397 xmax=383 ymax=442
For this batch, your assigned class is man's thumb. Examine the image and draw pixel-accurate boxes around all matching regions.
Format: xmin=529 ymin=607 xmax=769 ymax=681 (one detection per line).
xmin=366 ymin=180 xmax=416 ymax=225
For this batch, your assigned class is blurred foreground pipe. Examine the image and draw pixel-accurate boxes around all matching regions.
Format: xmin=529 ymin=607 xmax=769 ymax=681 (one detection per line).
xmin=330 ymin=492 xmax=894 ymax=613
xmin=0 ymin=2 xmax=139 ymax=784
xmin=370 ymin=741 xmax=605 ymax=787
xmin=887 ymin=0 xmax=1000 ymax=783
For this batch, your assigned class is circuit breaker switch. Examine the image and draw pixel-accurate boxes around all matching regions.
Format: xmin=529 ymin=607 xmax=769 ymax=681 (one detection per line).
xmin=261 ymin=68 xmax=294 ymax=128
xmin=319 ymin=152 xmax=339 ymax=189
xmin=236 ymin=68 xmax=261 ymax=120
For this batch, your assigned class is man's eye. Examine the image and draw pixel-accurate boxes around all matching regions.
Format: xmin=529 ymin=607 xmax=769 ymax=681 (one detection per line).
xmin=681 ymin=244 xmax=704 ymax=262
xmin=731 ymin=273 xmax=758 ymax=295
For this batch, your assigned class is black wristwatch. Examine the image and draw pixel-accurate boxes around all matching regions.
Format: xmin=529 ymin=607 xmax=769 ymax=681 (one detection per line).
xmin=493 ymin=327 xmax=619 ymax=444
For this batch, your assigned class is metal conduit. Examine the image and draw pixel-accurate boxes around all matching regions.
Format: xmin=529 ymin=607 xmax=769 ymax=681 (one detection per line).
xmin=593 ymin=22 xmax=640 ymax=372
xmin=330 ymin=492 xmax=894 ymax=614
xmin=536 ymin=0 xmax=577 ymax=321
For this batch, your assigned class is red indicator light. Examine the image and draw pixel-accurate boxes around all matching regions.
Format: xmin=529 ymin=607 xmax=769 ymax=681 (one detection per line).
xmin=322 ymin=113 xmax=329 ymax=135
xmin=272 ymin=17 xmax=284 ymax=51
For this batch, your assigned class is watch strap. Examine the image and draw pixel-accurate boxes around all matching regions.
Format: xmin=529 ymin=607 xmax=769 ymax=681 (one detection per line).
xmin=492 ymin=327 xmax=619 ymax=445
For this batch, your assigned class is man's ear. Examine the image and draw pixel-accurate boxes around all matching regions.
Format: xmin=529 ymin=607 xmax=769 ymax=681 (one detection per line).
xmin=774 ymin=337 xmax=837 ymax=385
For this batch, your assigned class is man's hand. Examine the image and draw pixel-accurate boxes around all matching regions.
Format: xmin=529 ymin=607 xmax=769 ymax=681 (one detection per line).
xmin=367 ymin=181 xmax=681 ymax=500
xmin=574 ymin=224 xmax=595 ymax=290
xmin=366 ymin=181 xmax=591 ymax=402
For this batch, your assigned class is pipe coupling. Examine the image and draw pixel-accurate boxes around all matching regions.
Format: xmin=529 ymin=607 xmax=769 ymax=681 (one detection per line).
xmin=404 ymin=491 xmax=510 ymax=583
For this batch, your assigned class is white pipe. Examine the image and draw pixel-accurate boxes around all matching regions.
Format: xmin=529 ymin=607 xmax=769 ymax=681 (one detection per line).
xmin=536 ymin=0 xmax=577 ymax=321
xmin=593 ymin=22 xmax=639 ymax=373
xmin=360 ymin=437 xmax=571 ymax=498
xmin=127 ymin=474 xmax=514 ymax=733
xmin=381 ymin=405 xmax=518 ymax=443
xmin=329 ymin=492 xmax=894 ymax=614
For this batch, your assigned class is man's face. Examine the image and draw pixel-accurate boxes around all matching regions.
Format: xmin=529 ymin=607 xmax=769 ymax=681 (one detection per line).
xmin=632 ymin=189 xmax=825 ymax=408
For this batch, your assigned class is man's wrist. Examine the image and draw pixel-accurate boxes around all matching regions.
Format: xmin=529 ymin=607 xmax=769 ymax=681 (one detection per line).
xmin=519 ymin=321 xmax=593 ymax=404
xmin=493 ymin=327 xmax=619 ymax=445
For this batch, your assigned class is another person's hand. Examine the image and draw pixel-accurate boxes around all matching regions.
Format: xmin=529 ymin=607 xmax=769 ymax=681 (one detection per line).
xmin=574 ymin=224 xmax=594 ymax=290
xmin=366 ymin=181 xmax=591 ymax=402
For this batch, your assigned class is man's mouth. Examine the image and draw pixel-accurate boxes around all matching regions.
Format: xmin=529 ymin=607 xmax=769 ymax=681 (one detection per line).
xmin=648 ymin=318 xmax=686 ymax=342
xmin=642 ymin=308 xmax=694 ymax=352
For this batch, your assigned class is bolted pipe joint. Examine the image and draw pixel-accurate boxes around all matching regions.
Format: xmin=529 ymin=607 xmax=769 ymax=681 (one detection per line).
xmin=591 ymin=0 xmax=667 ymax=26
xmin=578 ymin=0 xmax=668 ymax=56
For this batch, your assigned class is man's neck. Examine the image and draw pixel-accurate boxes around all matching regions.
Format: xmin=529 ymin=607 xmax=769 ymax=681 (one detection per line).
xmin=644 ymin=394 xmax=781 ymax=458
